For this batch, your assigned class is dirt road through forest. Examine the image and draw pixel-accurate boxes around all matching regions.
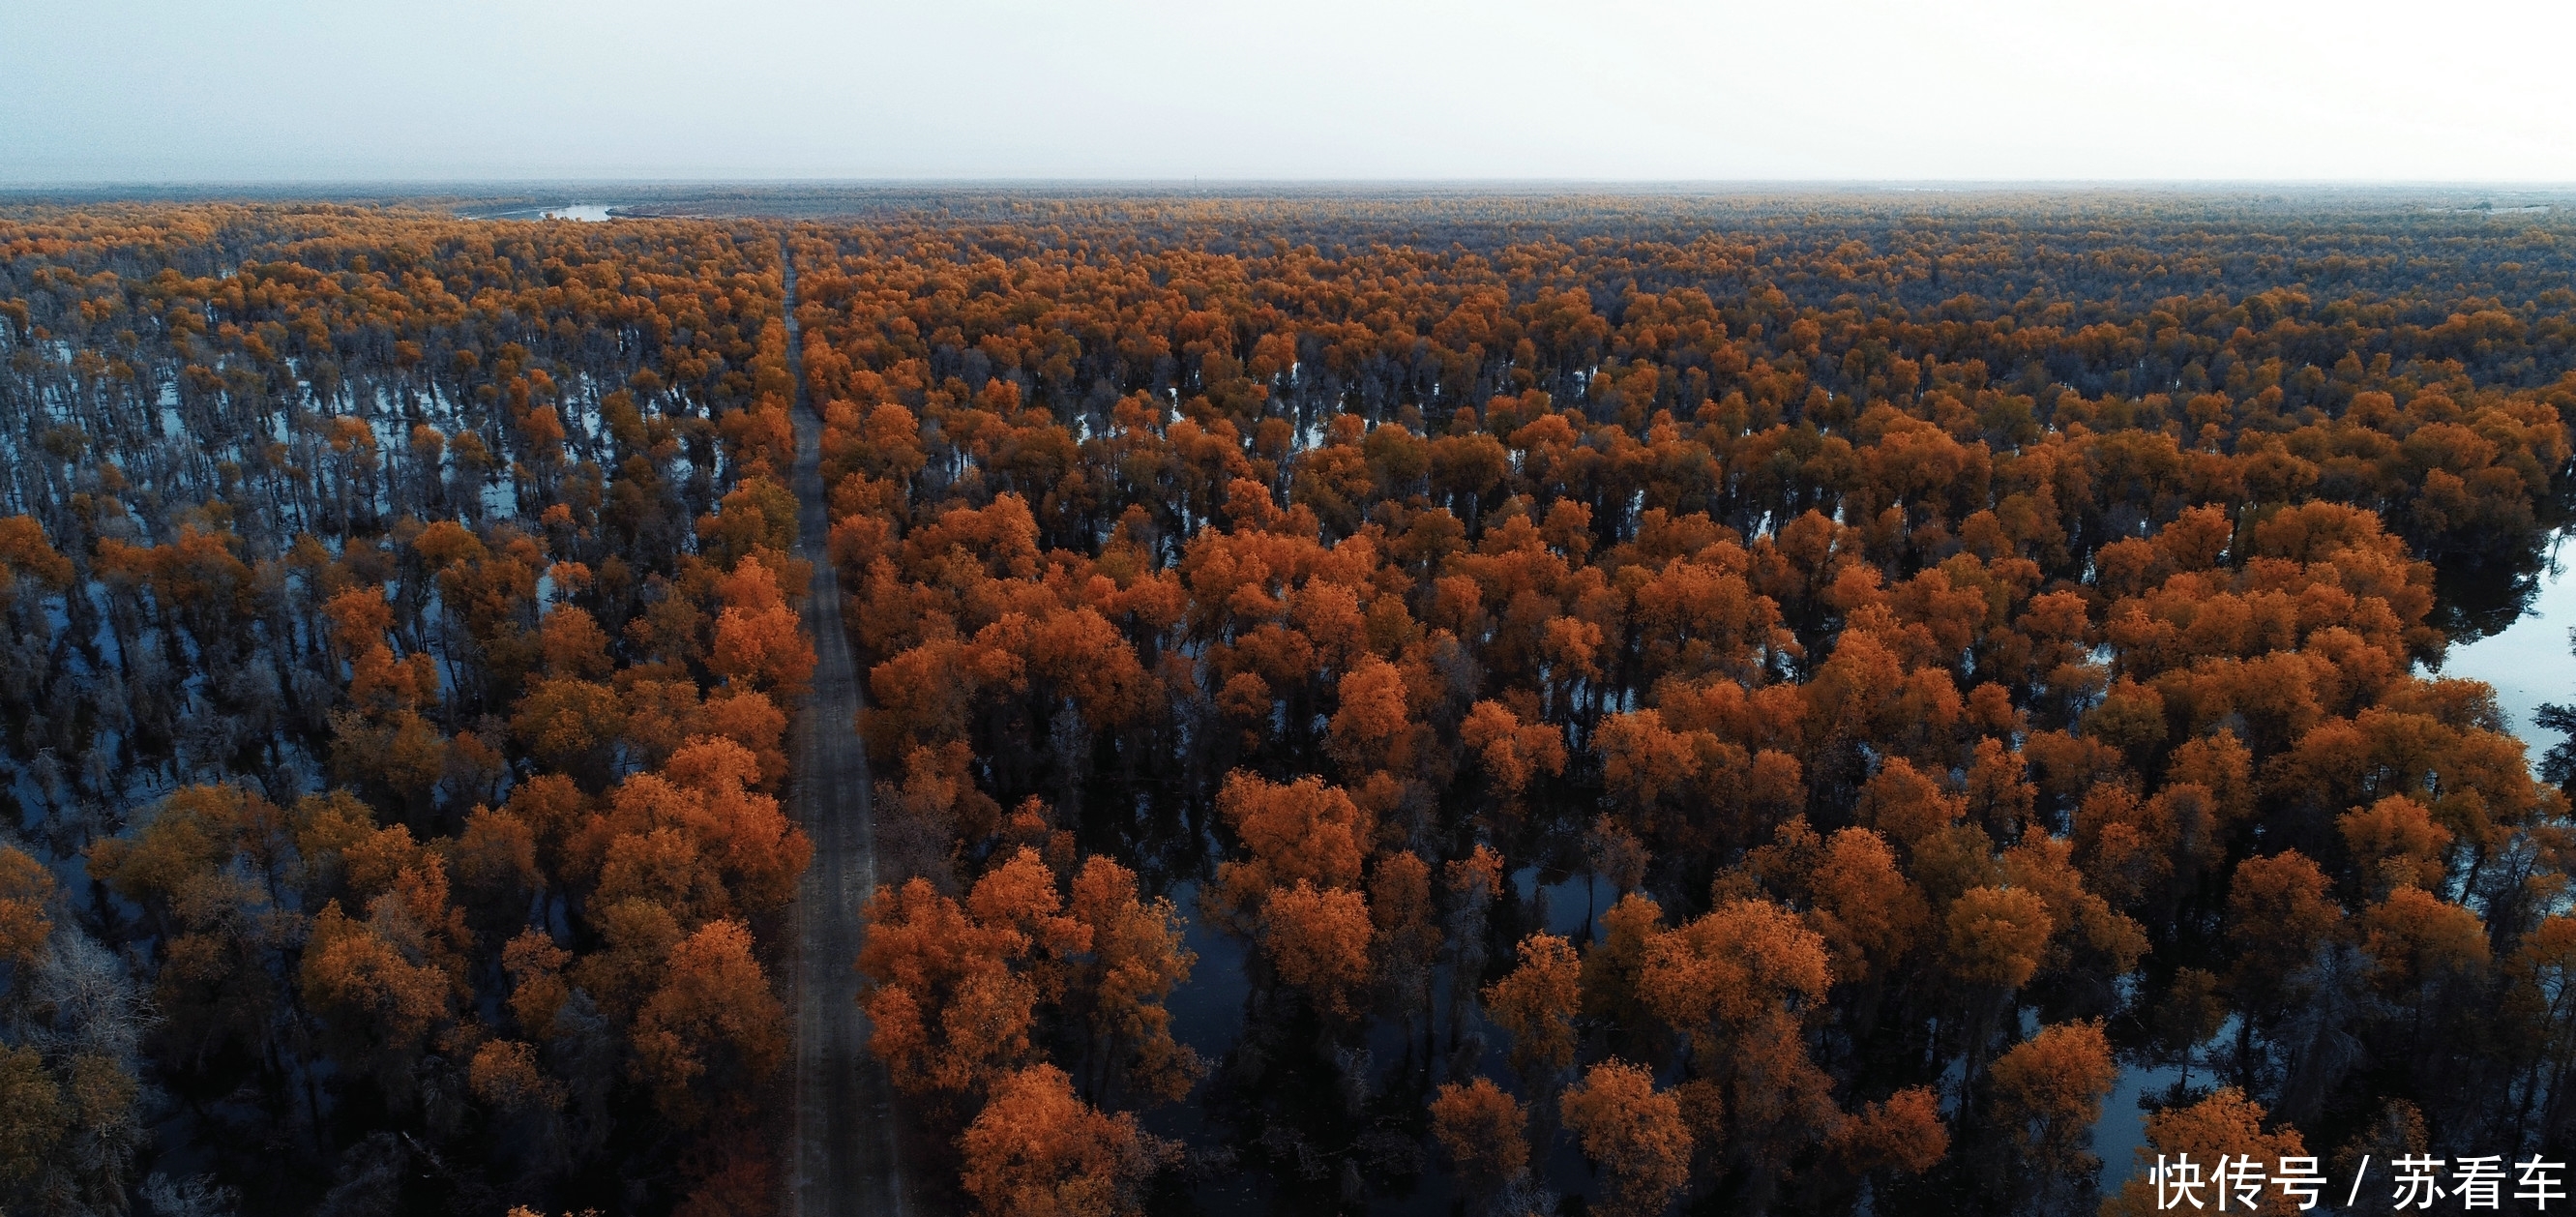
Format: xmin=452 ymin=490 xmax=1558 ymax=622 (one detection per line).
xmin=782 ymin=238 xmax=909 ymax=1217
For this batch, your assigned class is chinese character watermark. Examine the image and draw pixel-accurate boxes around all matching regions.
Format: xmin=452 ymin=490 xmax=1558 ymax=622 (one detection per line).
xmin=2144 ymin=1153 xmax=2569 ymax=1212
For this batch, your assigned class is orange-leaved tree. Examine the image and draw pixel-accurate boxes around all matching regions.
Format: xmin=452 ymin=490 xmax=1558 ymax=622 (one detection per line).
xmin=959 ymin=1062 xmax=1172 ymax=1217
xmin=1560 ymin=1059 xmax=1692 ymax=1217
xmin=1430 ymin=1076 xmax=1529 ymax=1204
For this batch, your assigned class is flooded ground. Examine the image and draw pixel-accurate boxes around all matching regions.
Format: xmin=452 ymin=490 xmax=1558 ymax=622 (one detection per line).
xmin=1146 ymin=866 xmax=1615 ymax=1214
xmin=459 ymin=203 xmax=618 ymax=222
xmin=2091 ymin=1057 xmax=2181 ymax=1192
xmin=2436 ymin=535 xmax=2576 ymax=757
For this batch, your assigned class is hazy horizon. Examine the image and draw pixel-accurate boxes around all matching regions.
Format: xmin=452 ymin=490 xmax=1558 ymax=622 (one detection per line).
xmin=7 ymin=0 xmax=2573 ymax=185
xmin=12 ymin=178 xmax=2576 ymax=188
xmin=5 ymin=179 xmax=2576 ymax=198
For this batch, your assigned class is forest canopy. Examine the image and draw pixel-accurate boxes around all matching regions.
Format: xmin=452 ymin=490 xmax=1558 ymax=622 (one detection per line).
xmin=1 ymin=190 xmax=2574 ymax=1216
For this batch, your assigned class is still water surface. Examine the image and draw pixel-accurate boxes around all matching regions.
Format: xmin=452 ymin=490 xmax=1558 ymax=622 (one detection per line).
xmin=2437 ymin=537 xmax=2576 ymax=757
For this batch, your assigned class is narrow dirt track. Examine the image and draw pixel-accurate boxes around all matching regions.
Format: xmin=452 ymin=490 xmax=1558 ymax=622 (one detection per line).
xmin=782 ymin=237 xmax=909 ymax=1217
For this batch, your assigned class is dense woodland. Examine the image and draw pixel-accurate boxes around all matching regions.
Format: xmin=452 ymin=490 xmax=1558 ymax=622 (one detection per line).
xmin=0 ymin=204 xmax=808 ymax=1215
xmin=2 ymin=192 xmax=2576 ymax=1216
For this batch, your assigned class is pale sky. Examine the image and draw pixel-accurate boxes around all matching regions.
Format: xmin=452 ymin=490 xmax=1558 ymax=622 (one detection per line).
xmin=5 ymin=0 xmax=2573 ymax=184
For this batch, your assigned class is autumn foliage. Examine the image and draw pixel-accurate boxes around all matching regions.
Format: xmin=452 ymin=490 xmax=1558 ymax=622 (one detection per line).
xmin=10 ymin=192 xmax=2576 ymax=1213
xmin=0 ymin=204 xmax=810 ymax=1212
xmin=801 ymin=192 xmax=2576 ymax=1215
